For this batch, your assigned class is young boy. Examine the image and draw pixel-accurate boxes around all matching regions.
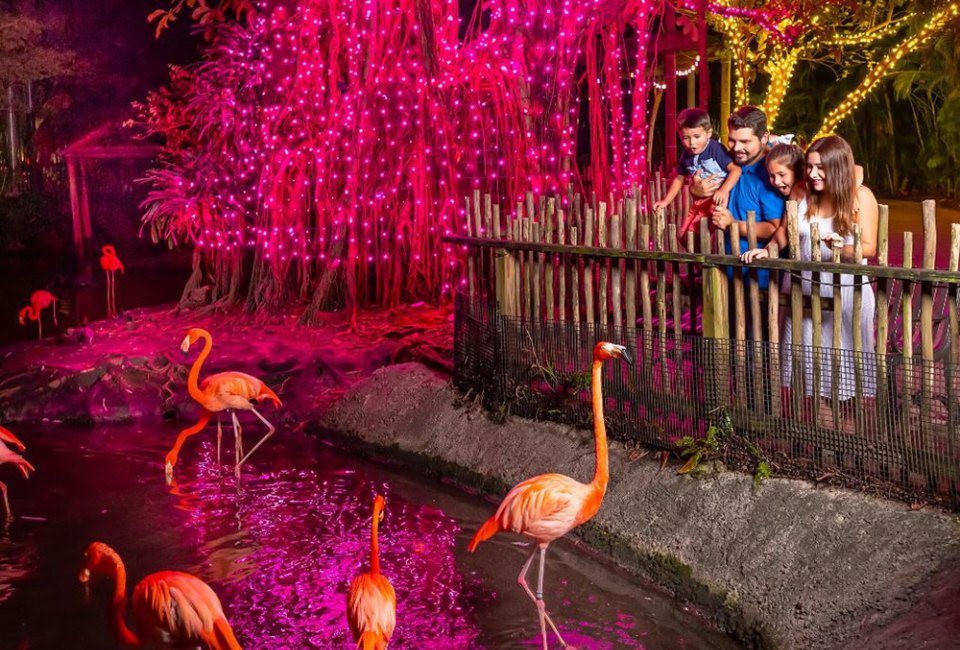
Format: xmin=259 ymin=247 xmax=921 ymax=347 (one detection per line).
xmin=654 ymin=108 xmax=741 ymax=242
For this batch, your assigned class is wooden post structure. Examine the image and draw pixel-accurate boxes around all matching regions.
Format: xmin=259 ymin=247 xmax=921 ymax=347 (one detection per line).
xmin=810 ymin=222 xmax=823 ymax=427
xmin=875 ymin=205 xmax=890 ymax=442
xmin=702 ymin=223 xmax=729 ymax=410
xmin=948 ymin=225 xmax=960 ymax=459
xmin=920 ymin=201 xmax=937 ymax=447
xmin=902 ymin=232 xmax=914 ymax=462
xmin=768 ymin=243 xmax=782 ymax=416
xmin=852 ymin=223 xmax=865 ymax=437
xmin=787 ymin=201 xmax=803 ymax=420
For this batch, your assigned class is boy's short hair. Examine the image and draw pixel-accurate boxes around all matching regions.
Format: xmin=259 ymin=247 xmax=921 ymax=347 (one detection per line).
xmin=728 ymin=106 xmax=768 ymax=137
xmin=678 ymin=108 xmax=712 ymax=132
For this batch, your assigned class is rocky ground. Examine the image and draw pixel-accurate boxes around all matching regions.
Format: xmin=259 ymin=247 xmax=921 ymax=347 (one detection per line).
xmin=0 ymin=302 xmax=454 ymax=427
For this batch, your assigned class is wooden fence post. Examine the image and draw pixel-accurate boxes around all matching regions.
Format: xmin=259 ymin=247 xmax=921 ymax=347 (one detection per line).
xmin=876 ymin=204 xmax=890 ymax=442
xmin=920 ymin=201 xmax=937 ymax=448
xmin=702 ymin=227 xmax=729 ymax=410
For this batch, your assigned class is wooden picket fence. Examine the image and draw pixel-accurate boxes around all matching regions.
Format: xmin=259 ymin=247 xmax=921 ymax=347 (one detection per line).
xmin=446 ymin=188 xmax=960 ymax=508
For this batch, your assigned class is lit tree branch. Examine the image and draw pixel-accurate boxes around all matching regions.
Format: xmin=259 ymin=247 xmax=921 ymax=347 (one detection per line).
xmin=816 ymin=2 xmax=960 ymax=138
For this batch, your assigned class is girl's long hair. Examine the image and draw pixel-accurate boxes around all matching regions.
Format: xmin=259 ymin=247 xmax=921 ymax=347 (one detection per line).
xmin=806 ymin=135 xmax=857 ymax=236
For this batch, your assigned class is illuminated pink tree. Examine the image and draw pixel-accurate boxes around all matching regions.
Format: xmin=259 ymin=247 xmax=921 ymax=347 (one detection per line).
xmin=138 ymin=0 xmax=661 ymax=321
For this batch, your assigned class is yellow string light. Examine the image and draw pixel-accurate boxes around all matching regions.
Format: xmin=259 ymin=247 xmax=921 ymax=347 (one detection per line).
xmin=816 ymin=2 xmax=960 ymax=138
xmin=823 ymin=15 xmax=914 ymax=46
xmin=761 ymin=51 xmax=798 ymax=128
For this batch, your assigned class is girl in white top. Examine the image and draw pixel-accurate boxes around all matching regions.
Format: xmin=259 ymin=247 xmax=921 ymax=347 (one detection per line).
xmin=742 ymin=137 xmax=880 ymax=400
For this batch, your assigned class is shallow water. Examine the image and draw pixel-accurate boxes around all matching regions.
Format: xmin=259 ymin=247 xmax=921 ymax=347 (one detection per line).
xmin=0 ymin=423 xmax=741 ymax=649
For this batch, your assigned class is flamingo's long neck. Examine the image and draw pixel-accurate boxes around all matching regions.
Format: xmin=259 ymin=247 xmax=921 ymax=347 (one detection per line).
xmin=590 ymin=358 xmax=609 ymax=493
xmin=370 ymin=508 xmax=381 ymax=576
xmin=104 ymin=553 xmax=141 ymax=646
xmin=187 ymin=332 xmax=213 ymax=404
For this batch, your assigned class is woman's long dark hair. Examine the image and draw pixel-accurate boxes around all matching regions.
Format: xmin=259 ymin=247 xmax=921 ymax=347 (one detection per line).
xmin=806 ymin=135 xmax=857 ymax=237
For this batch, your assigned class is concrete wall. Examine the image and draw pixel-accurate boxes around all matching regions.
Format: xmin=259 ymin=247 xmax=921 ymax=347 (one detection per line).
xmin=323 ymin=362 xmax=960 ymax=649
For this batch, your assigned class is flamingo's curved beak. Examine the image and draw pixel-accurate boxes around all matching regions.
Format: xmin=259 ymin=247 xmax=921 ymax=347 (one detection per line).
xmin=78 ymin=567 xmax=90 ymax=584
xmin=180 ymin=335 xmax=191 ymax=354
xmin=620 ymin=346 xmax=633 ymax=365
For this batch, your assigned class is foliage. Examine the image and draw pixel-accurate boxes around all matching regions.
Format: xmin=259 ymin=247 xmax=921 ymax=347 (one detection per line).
xmin=148 ymin=0 xmax=255 ymax=38
xmin=702 ymin=0 xmax=956 ymax=136
xmin=0 ymin=13 xmax=74 ymax=86
xmin=676 ymin=409 xmax=731 ymax=474
xmin=776 ymin=16 xmax=960 ymax=197
xmin=676 ymin=409 xmax=772 ymax=487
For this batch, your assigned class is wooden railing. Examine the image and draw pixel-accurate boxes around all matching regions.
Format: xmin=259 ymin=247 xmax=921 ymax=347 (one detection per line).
xmin=446 ymin=189 xmax=960 ymax=507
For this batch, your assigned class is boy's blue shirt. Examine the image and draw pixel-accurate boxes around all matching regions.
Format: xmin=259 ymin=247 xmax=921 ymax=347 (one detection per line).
xmin=676 ymin=139 xmax=732 ymax=180
xmin=725 ymin=155 xmax=785 ymax=289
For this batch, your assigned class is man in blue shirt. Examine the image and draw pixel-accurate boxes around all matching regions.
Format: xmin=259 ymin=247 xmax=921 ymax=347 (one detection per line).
xmin=698 ymin=105 xmax=785 ymax=289
xmin=693 ymin=106 xmax=785 ymax=408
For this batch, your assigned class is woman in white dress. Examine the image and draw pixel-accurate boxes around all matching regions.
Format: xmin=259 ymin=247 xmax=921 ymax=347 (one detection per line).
xmin=742 ymin=136 xmax=880 ymax=401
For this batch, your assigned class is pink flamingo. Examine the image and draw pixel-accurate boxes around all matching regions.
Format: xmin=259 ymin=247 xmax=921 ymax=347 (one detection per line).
xmin=347 ymin=495 xmax=397 ymax=650
xmin=79 ymin=541 xmax=241 ymax=649
xmin=468 ymin=342 xmax=631 ymax=650
xmin=165 ymin=328 xmax=282 ymax=481
xmin=0 ymin=425 xmax=35 ymax=521
xmin=100 ymin=245 xmax=125 ymax=318
xmin=18 ymin=290 xmax=57 ymax=339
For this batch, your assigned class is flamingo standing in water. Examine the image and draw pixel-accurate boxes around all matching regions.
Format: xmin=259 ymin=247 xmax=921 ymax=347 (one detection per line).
xmin=0 ymin=425 xmax=35 ymax=521
xmin=165 ymin=328 xmax=282 ymax=481
xmin=468 ymin=341 xmax=631 ymax=650
xmin=347 ymin=495 xmax=396 ymax=650
xmin=18 ymin=290 xmax=57 ymax=339
xmin=100 ymin=245 xmax=125 ymax=318
xmin=78 ymin=541 xmax=241 ymax=649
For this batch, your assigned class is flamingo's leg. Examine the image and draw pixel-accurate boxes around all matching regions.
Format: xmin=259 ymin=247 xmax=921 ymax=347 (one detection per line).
xmin=535 ymin=545 xmax=573 ymax=648
xmin=516 ymin=545 xmax=553 ymax=650
xmin=37 ymin=317 xmax=42 ymax=340
xmin=235 ymin=406 xmax=275 ymax=469
xmin=234 ymin=410 xmax=244 ymax=459
xmin=518 ymin=544 xmax=570 ymax=649
xmin=231 ymin=410 xmax=243 ymax=478
xmin=0 ymin=481 xmax=9 ymax=520
xmin=216 ymin=414 xmax=223 ymax=467
xmin=52 ymin=299 xmax=58 ymax=326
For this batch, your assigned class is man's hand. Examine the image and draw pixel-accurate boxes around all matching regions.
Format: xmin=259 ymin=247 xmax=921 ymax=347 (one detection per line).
xmin=713 ymin=188 xmax=730 ymax=208
xmin=711 ymin=206 xmax=734 ymax=230
xmin=653 ymin=199 xmax=669 ymax=211
xmin=690 ymin=172 xmax=722 ymax=198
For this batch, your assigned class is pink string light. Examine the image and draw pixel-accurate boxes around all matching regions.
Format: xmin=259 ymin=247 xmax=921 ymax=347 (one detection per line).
xmin=139 ymin=0 xmax=660 ymax=311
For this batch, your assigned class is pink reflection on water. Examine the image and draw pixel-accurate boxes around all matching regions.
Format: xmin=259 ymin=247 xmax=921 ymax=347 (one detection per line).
xmin=166 ymin=448 xmax=484 ymax=648
xmin=0 ymin=531 xmax=35 ymax=607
